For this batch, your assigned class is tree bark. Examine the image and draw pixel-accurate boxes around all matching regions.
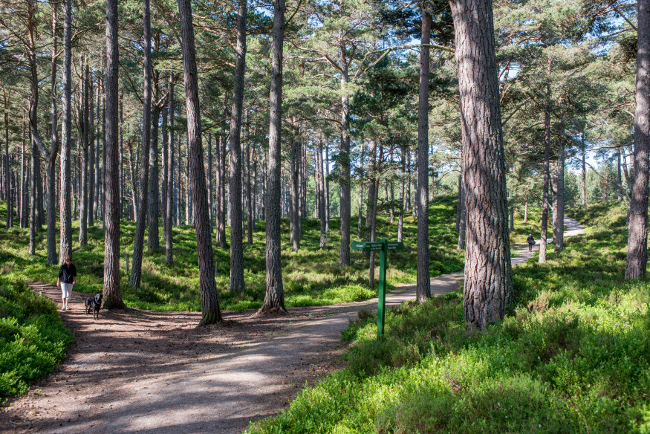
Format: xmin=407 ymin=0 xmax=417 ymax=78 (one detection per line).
xmin=357 ymin=141 xmax=364 ymax=239
xmin=3 ymin=89 xmax=10 ymax=230
xmin=45 ymin=1 xmax=59 ymax=263
xmin=626 ymin=0 xmax=650 ymax=280
xmin=618 ymin=147 xmax=623 ymax=201
xmin=177 ymin=0 xmax=221 ymax=324
xmin=27 ymin=0 xmax=41 ymax=255
xmin=229 ymin=0 xmax=247 ymax=293
xmin=338 ymin=23 xmax=351 ymax=267
xmin=148 ymin=101 xmax=161 ymax=251
xmin=325 ymin=143 xmax=330 ymax=231
xmin=581 ymin=135 xmax=587 ymax=207
xmin=165 ymin=73 xmax=174 ymax=266
xmin=455 ymin=172 xmax=462 ymax=231
xmin=457 ymin=171 xmax=466 ymax=250
xmin=78 ymin=63 xmax=89 ymax=246
xmin=398 ymin=145 xmax=405 ymax=242
xmin=553 ymin=146 xmax=564 ymax=253
xmin=130 ymin=0 xmax=153 ymax=288
xmin=103 ymin=0 xmax=125 ymax=309
xmin=88 ymin=77 xmax=95 ymax=227
xmin=450 ymin=0 xmax=512 ymax=329
xmin=317 ymin=136 xmax=326 ymax=247
xmin=260 ymin=0 xmax=286 ymax=314
xmin=539 ymin=76 xmax=551 ymax=264
xmin=290 ymin=136 xmax=300 ymax=251
xmin=246 ymin=132 xmax=253 ymax=245
xmin=416 ymin=10 xmax=432 ymax=302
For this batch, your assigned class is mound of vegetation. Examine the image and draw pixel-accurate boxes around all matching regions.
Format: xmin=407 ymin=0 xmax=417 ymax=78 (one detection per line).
xmin=0 ymin=274 xmax=73 ymax=402
xmin=248 ymin=200 xmax=650 ymax=433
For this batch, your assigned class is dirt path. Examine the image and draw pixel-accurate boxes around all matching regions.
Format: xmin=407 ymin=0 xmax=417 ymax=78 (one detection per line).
xmin=1 ymin=218 xmax=584 ymax=433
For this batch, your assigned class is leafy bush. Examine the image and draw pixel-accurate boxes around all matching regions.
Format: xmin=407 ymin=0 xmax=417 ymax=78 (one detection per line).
xmin=0 ymin=278 xmax=73 ymax=402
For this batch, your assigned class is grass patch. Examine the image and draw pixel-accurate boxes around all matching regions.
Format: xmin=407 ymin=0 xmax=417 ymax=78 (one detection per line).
xmin=0 ymin=195 xmax=466 ymax=314
xmin=248 ymin=200 xmax=650 ymax=433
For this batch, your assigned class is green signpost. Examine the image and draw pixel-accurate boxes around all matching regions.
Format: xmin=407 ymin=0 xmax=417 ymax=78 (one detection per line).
xmin=350 ymin=238 xmax=404 ymax=340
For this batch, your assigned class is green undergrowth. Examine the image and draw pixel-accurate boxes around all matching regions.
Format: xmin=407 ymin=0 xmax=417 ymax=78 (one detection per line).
xmin=249 ymin=200 xmax=650 ymax=433
xmin=0 ymin=195 xmax=464 ymax=313
xmin=0 ymin=275 xmax=73 ymax=402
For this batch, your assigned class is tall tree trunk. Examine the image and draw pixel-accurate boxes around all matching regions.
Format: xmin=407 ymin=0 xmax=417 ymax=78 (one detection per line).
xmin=176 ymin=134 xmax=181 ymax=226
xmin=416 ymin=10 xmax=431 ymax=302
xmin=229 ymin=0 xmax=247 ymax=293
xmin=553 ymin=146 xmax=564 ymax=253
xmin=581 ymin=135 xmax=587 ymax=207
xmin=218 ymin=131 xmax=228 ymax=248
xmin=524 ymin=200 xmax=528 ymax=222
xmin=21 ymin=116 xmax=28 ymax=229
xmin=398 ymin=145 xmax=405 ymax=242
xmin=3 ymin=89 xmax=10 ymax=230
xmin=148 ymin=104 xmax=161 ymax=251
xmin=626 ymin=0 xmax=650 ymax=280
xmin=458 ymin=171 xmax=466 ymax=250
xmin=103 ymin=0 xmax=125 ymax=309
xmin=78 ymin=63 xmax=89 ymax=246
xmin=539 ymin=76 xmax=551 ymax=264
xmin=357 ymin=141 xmax=364 ymax=238
xmin=389 ymin=180 xmax=395 ymax=224
xmin=450 ymin=0 xmax=512 ymax=329
xmin=27 ymin=0 xmax=41 ymax=254
xmin=246 ymin=133 xmax=253 ymax=245
xmin=455 ymin=172 xmax=462 ymax=231
xmin=290 ymin=137 xmax=300 ymax=250
xmin=119 ymin=91 xmax=124 ymax=220
xmin=217 ymin=94 xmax=228 ymax=248
xmin=45 ymin=1 xmax=59 ymax=263
xmin=406 ymin=151 xmax=411 ymax=214
xmin=338 ymin=26 xmax=351 ymax=267
xmin=95 ymin=82 xmax=101 ymax=221
xmin=165 ymin=73 xmax=174 ymax=266
xmin=177 ymin=0 xmax=221 ymax=324
xmin=162 ymin=106 xmax=168 ymax=242
xmin=260 ymin=0 xmax=286 ymax=314
xmin=88 ymin=78 xmax=95 ymax=227
xmin=207 ymin=133 xmax=213 ymax=227
xmin=185 ymin=148 xmax=190 ymax=225
xmin=325 ymin=143 xmax=330 ymax=230
xmin=130 ymin=0 xmax=153 ymax=288
xmin=317 ymin=136 xmax=326 ymax=247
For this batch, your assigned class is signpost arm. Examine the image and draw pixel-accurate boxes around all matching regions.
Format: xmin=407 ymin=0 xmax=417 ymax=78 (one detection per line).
xmin=377 ymin=238 xmax=387 ymax=340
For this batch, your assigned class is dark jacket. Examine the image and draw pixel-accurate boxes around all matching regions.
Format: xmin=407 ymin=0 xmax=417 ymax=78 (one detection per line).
xmin=58 ymin=264 xmax=77 ymax=284
xmin=527 ymin=235 xmax=535 ymax=245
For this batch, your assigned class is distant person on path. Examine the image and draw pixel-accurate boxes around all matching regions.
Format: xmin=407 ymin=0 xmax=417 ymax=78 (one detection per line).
xmin=527 ymin=234 xmax=536 ymax=252
xmin=56 ymin=256 xmax=77 ymax=311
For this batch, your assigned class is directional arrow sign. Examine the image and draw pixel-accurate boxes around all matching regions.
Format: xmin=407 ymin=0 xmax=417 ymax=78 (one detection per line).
xmin=350 ymin=241 xmax=384 ymax=252
xmin=365 ymin=242 xmax=384 ymax=252
xmin=349 ymin=238 xmax=407 ymax=340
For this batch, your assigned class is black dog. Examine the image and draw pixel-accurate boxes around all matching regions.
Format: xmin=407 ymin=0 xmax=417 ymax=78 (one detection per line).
xmin=85 ymin=293 xmax=103 ymax=320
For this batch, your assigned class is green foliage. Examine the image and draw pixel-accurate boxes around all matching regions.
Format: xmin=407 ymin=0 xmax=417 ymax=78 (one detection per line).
xmin=0 ymin=277 xmax=73 ymax=402
xmin=0 ymin=196 xmax=464 ymax=313
xmin=249 ymin=200 xmax=650 ymax=433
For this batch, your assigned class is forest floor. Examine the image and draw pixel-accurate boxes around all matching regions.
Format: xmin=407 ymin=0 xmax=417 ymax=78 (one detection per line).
xmin=1 ymin=218 xmax=584 ymax=434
